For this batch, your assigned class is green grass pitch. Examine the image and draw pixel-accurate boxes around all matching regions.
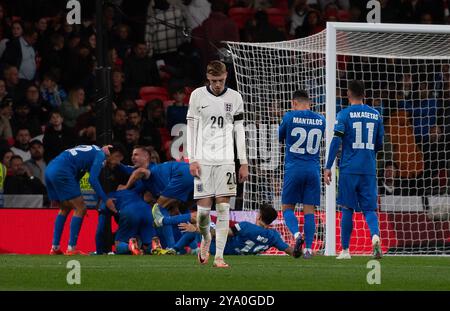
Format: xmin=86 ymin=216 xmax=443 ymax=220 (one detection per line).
xmin=0 ymin=255 xmax=449 ymax=291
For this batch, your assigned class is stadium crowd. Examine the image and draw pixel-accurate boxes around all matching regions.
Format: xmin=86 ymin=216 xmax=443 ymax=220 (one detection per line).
xmin=0 ymin=0 xmax=448 ymax=202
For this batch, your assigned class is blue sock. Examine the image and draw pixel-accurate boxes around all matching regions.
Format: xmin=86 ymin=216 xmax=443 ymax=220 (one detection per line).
xmin=304 ymin=214 xmax=315 ymax=249
xmin=283 ymin=209 xmax=299 ymax=237
xmin=341 ymin=208 xmax=353 ymax=250
xmin=52 ymin=214 xmax=67 ymax=246
xmin=68 ymin=216 xmax=84 ymax=248
xmin=363 ymin=211 xmax=380 ymax=238
xmin=159 ymin=207 xmax=175 ymax=248
xmin=95 ymin=213 xmax=107 ymax=254
xmin=116 ymin=242 xmax=130 ymax=254
xmin=163 ymin=213 xmax=191 ymax=225
xmin=174 ymin=232 xmax=197 ymax=252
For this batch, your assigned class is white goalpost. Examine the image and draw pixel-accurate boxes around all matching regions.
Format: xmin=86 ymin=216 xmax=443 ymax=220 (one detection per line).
xmin=227 ymin=22 xmax=450 ymax=256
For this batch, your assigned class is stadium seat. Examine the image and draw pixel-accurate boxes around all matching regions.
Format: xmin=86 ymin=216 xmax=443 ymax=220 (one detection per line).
xmin=265 ymin=8 xmax=289 ymax=30
xmin=228 ymin=7 xmax=255 ymax=29
xmin=139 ymin=86 xmax=169 ymax=102
xmin=385 ymin=109 xmax=424 ymax=178
xmin=273 ymin=0 xmax=289 ymax=10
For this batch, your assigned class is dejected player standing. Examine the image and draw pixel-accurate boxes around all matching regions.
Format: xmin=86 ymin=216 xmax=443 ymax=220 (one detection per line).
xmin=279 ymin=90 xmax=326 ymax=259
xmin=324 ymin=80 xmax=384 ymax=259
xmin=47 ymin=144 xmax=116 ymax=255
xmin=186 ymin=61 xmax=248 ymax=268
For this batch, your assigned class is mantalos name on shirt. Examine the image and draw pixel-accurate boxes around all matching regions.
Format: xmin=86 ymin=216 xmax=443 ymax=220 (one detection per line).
xmin=291 ymin=117 xmax=323 ymax=125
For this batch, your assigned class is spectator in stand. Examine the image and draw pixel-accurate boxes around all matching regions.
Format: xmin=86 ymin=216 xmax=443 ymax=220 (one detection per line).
xmin=420 ymin=12 xmax=433 ymax=24
xmin=166 ymin=86 xmax=188 ymax=132
xmin=192 ymin=0 xmax=239 ymax=68
xmin=127 ymin=108 xmax=162 ymax=151
xmin=24 ymin=139 xmax=46 ymax=184
xmin=112 ymin=24 xmax=133 ymax=60
xmin=348 ymin=5 xmax=364 ymax=22
xmin=10 ymin=127 xmax=32 ymax=162
xmin=0 ymin=148 xmax=12 ymax=170
xmin=295 ymin=10 xmax=324 ymax=38
xmin=40 ymin=72 xmax=67 ymax=109
xmin=112 ymin=69 xmax=133 ymax=107
xmin=378 ymin=161 xmax=401 ymax=196
xmin=145 ymin=0 xmax=187 ymax=62
xmin=0 ymin=100 xmax=13 ymax=142
xmin=63 ymin=44 xmax=95 ymax=91
xmin=143 ymin=98 xmax=166 ymax=129
xmin=112 ymin=107 xmax=128 ymax=144
xmin=245 ymin=10 xmax=286 ymax=43
xmin=119 ymin=98 xmax=138 ymax=112
xmin=124 ymin=125 xmax=141 ymax=164
xmin=0 ymin=21 xmax=24 ymax=59
xmin=0 ymin=3 xmax=10 ymax=41
xmin=43 ymin=110 xmax=76 ymax=162
xmin=10 ymin=101 xmax=42 ymax=137
xmin=24 ymin=84 xmax=51 ymax=126
xmin=0 ymin=79 xmax=11 ymax=104
xmin=1 ymin=27 xmax=38 ymax=81
xmin=34 ymin=16 xmax=50 ymax=55
xmin=399 ymin=81 xmax=438 ymax=145
xmin=4 ymin=154 xmax=47 ymax=196
xmin=77 ymin=124 xmax=97 ymax=145
xmin=182 ymin=0 xmax=211 ymax=31
xmin=123 ymin=42 xmax=161 ymax=95
xmin=108 ymin=47 xmax=123 ymax=71
xmin=3 ymin=65 xmax=27 ymax=103
xmin=60 ymin=87 xmax=91 ymax=129
xmin=290 ymin=0 xmax=309 ymax=37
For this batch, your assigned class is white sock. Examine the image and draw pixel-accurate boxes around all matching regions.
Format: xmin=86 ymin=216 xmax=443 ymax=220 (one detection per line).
xmin=197 ymin=205 xmax=211 ymax=242
xmin=214 ymin=202 xmax=230 ymax=260
xmin=294 ymin=232 xmax=301 ymax=240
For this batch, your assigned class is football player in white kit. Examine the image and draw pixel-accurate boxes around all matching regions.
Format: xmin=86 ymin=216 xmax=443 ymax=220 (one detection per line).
xmin=186 ymin=61 xmax=249 ymax=268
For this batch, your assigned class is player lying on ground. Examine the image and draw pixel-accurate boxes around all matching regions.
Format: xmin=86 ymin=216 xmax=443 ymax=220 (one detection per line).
xmin=187 ymin=60 xmax=249 ymax=268
xmin=153 ymin=204 xmax=300 ymax=257
xmin=117 ymin=146 xmax=194 ymax=250
xmin=324 ymin=80 xmax=384 ymax=259
xmin=47 ymin=144 xmax=117 ymax=255
xmin=278 ymin=90 xmax=326 ymax=259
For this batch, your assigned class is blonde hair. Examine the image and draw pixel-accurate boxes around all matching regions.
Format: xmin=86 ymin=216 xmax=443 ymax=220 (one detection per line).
xmin=207 ymin=61 xmax=227 ymax=76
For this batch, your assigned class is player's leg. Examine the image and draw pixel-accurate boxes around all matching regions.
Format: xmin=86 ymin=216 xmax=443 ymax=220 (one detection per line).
xmin=115 ymin=209 xmax=142 ymax=255
xmin=194 ymin=165 xmax=214 ymax=264
xmin=139 ymin=207 xmax=157 ymax=255
xmin=153 ymin=196 xmax=181 ymax=248
xmin=281 ymin=169 xmax=303 ymax=256
xmin=336 ymin=173 xmax=358 ymax=259
xmin=65 ymin=196 xmax=88 ymax=255
xmin=302 ymin=169 xmax=321 ymax=258
xmin=358 ymin=175 xmax=382 ymax=259
xmin=213 ymin=164 xmax=237 ymax=268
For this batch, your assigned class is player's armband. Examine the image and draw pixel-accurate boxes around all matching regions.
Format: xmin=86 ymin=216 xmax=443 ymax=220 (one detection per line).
xmin=334 ymin=131 xmax=344 ymax=138
xmin=234 ymin=113 xmax=244 ymax=121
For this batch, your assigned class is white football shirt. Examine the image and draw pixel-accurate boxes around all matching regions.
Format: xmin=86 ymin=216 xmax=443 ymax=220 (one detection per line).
xmin=186 ymin=86 xmax=244 ymax=165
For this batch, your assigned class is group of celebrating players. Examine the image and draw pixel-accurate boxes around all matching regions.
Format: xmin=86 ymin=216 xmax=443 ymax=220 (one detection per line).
xmin=47 ymin=60 xmax=384 ymax=266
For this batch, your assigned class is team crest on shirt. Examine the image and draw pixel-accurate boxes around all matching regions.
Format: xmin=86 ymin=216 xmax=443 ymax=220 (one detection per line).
xmin=197 ymin=184 xmax=203 ymax=192
xmin=224 ymin=102 xmax=232 ymax=112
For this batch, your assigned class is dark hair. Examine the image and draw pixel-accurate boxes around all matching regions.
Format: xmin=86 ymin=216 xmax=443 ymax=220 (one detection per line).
xmin=49 ymin=110 xmax=62 ymax=118
xmin=293 ymin=90 xmax=309 ymax=101
xmin=127 ymin=108 xmax=141 ymax=116
xmin=10 ymin=155 xmax=23 ymax=163
xmin=348 ymin=80 xmax=365 ymax=98
xmin=260 ymin=203 xmax=278 ymax=226
xmin=29 ymin=139 xmax=43 ymax=147
xmin=109 ymin=142 xmax=127 ymax=156
xmin=15 ymin=127 xmax=30 ymax=135
xmin=125 ymin=124 xmax=140 ymax=132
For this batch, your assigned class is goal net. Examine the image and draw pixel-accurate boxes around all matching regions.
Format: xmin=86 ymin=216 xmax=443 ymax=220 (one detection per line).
xmin=226 ymin=23 xmax=450 ymax=255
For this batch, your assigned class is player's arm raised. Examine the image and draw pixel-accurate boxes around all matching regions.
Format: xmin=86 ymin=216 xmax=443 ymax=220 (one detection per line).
xmin=186 ymin=91 xmax=200 ymax=177
xmin=234 ymin=94 xmax=248 ymax=182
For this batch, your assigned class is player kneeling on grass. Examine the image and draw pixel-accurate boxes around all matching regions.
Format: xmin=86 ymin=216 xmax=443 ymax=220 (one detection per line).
xmin=153 ymin=203 xmax=299 ymax=257
xmin=118 ymin=146 xmax=194 ymax=252
xmin=47 ymin=144 xmax=116 ymax=256
xmin=279 ymin=90 xmax=326 ymax=259
xmin=101 ymin=187 xmax=157 ymax=255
